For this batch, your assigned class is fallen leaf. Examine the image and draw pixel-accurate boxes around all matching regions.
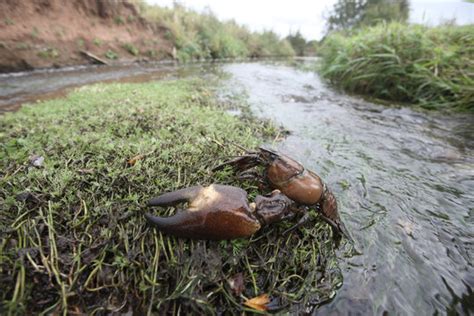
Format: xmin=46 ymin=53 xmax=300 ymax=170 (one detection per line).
xmin=127 ymin=151 xmax=154 ymax=166
xmin=78 ymin=168 xmax=94 ymax=174
xmin=127 ymin=154 xmax=146 ymax=166
xmin=228 ymin=273 xmax=244 ymax=296
xmin=243 ymin=294 xmax=270 ymax=311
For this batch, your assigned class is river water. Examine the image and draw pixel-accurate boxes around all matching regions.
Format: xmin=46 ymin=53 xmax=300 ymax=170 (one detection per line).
xmin=222 ymin=62 xmax=474 ymax=315
xmin=1 ymin=61 xmax=473 ymax=314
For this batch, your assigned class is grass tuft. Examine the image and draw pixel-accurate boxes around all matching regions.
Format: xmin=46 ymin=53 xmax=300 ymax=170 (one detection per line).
xmin=0 ymin=79 xmax=340 ymax=314
xmin=319 ymin=22 xmax=474 ymax=111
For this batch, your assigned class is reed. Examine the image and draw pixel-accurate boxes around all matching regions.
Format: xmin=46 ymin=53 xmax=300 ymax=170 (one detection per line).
xmin=319 ymin=22 xmax=474 ymax=111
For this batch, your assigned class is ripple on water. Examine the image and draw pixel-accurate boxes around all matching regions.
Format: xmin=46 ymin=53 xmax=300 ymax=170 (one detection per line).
xmin=223 ymin=62 xmax=474 ymax=315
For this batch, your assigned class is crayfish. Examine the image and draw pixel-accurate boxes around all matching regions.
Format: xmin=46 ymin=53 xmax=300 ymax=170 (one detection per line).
xmin=145 ymin=184 xmax=297 ymax=240
xmin=215 ymin=147 xmax=351 ymax=240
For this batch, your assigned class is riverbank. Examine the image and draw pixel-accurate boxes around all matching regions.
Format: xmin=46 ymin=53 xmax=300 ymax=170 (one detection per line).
xmin=0 ymin=1 xmax=294 ymax=73
xmin=319 ymin=23 xmax=474 ymax=111
xmin=0 ymin=77 xmax=340 ymax=314
xmin=0 ymin=0 xmax=173 ymax=72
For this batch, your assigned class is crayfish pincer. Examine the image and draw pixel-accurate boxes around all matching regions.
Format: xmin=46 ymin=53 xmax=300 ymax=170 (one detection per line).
xmin=215 ymin=147 xmax=352 ymax=240
xmin=145 ymin=184 xmax=296 ymax=240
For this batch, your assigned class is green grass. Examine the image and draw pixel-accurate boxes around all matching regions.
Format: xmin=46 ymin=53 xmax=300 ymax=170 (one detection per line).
xmin=319 ymin=23 xmax=474 ymax=111
xmin=0 ymin=79 xmax=341 ymax=314
xmin=37 ymin=48 xmax=60 ymax=59
xmin=123 ymin=43 xmax=139 ymax=56
xmin=105 ymin=50 xmax=118 ymax=60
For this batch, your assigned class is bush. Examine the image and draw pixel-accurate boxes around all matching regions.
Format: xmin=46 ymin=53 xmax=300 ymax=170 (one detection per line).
xmin=123 ymin=43 xmax=139 ymax=56
xmin=141 ymin=3 xmax=294 ymax=61
xmin=319 ymin=23 xmax=474 ymax=111
xmin=105 ymin=49 xmax=118 ymax=60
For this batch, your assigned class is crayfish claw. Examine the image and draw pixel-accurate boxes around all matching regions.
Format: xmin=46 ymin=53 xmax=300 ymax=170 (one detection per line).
xmin=147 ymin=186 xmax=202 ymax=207
xmin=145 ymin=184 xmax=262 ymax=240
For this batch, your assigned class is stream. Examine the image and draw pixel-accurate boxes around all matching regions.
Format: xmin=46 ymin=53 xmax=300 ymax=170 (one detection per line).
xmin=1 ymin=60 xmax=473 ymax=315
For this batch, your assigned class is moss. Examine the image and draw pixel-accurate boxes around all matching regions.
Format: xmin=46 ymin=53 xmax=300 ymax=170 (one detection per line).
xmin=0 ymin=79 xmax=340 ymax=314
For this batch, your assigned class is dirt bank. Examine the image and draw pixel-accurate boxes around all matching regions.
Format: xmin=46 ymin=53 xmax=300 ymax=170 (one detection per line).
xmin=0 ymin=0 xmax=173 ymax=73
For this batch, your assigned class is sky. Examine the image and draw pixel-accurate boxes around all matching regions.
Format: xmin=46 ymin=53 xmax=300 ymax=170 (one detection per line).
xmin=145 ymin=0 xmax=474 ymax=40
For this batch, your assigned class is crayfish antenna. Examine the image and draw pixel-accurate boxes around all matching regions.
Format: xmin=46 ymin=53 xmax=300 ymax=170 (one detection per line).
xmin=335 ymin=220 xmax=354 ymax=243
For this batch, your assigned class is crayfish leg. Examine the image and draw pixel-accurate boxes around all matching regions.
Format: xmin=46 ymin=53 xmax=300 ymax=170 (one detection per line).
xmin=213 ymin=153 xmax=261 ymax=172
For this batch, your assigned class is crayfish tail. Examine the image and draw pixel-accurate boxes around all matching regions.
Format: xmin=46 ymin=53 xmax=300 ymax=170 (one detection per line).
xmin=320 ymin=187 xmax=354 ymax=243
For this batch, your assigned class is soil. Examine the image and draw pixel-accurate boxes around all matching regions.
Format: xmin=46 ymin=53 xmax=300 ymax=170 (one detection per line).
xmin=0 ymin=0 xmax=174 ymax=73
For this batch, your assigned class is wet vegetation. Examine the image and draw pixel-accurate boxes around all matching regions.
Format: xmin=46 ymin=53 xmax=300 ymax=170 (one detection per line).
xmin=325 ymin=0 xmax=409 ymax=32
xmin=319 ymin=0 xmax=473 ymax=111
xmin=0 ymin=79 xmax=341 ymax=313
xmin=139 ymin=2 xmax=295 ymax=62
xmin=319 ymin=22 xmax=474 ymax=111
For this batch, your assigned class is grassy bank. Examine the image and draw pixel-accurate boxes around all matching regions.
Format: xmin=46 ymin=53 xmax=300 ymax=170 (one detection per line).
xmin=0 ymin=79 xmax=340 ymax=314
xmin=319 ymin=23 xmax=474 ymax=111
xmin=140 ymin=3 xmax=295 ymax=62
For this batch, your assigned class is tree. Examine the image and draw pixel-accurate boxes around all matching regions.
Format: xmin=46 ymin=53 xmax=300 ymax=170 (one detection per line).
xmin=286 ymin=31 xmax=307 ymax=56
xmin=325 ymin=0 xmax=409 ymax=32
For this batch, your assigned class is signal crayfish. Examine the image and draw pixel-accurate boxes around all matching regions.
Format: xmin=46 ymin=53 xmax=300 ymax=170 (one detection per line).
xmin=214 ymin=147 xmax=352 ymax=240
xmin=144 ymin=147 xmax=351 ymax=241
xmin=145 ymin=184 xmax=297 ymax=240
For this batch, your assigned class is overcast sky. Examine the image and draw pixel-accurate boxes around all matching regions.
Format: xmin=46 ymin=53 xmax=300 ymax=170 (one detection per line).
xmin=145 ymin=0 xmax=474 ymax=40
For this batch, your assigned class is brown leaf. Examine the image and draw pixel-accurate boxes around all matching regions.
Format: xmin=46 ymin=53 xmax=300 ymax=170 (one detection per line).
xmin=228 ymin=272 xmax=244 ymax=296
xmin=127 ymin=150 xmax=154 ymax=166
xmin=127 ymin=154 xmax=146 ymax=166
xmin=243 ymin=294 xmax=270 ymax=311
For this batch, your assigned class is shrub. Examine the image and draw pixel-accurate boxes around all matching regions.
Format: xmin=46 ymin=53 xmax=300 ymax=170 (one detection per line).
xmin=37 ymin=47 xmax=59 ymax=59
xmin=123 ymin=43 xmax=139 ymax=56
xmin=141 ymin=3 xmax=294 ymax=60
xmin=105 ymin=49 xmax=118 ymax=60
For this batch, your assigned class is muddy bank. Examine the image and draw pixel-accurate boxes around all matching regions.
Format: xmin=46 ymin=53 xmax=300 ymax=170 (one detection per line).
xmin=0 ymin=0 xmax=173 ymax=72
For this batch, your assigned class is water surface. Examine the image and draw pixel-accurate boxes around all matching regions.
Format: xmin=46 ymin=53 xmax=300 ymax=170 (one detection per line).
xmin=223 ymin=62 xmax=474 ymax=315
